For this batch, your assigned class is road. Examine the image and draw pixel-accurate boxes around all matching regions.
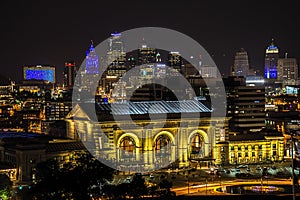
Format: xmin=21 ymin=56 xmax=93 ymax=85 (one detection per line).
xmin=171 ymin=178 xmax=294 ymax=196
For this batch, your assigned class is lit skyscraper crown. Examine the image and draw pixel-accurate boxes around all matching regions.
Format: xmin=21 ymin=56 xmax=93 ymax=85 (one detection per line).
xmin=266 ymin=38 xmax=279 ymax=54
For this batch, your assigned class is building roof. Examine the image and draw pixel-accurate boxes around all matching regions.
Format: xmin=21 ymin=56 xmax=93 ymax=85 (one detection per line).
xmin=229 ymin=129 xmax=283 ymax=141
xmin=97 ymin=99 xmax=212 ymax=115
xmin=46 ymin=140 xmax=86 ymax=153
xmin=229 ymin=134 xmax=265 ymax=141
xmin=0 ymin=131 xmax=43 ymax=139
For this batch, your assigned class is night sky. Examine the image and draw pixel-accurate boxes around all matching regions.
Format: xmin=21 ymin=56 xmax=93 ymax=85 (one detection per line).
xmin=1 ymin=0 xmax=299 ymax=84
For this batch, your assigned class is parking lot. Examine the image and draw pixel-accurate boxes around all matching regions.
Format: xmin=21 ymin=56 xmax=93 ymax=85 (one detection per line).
xmin=210 ymin=161 xmax=300 ymax=179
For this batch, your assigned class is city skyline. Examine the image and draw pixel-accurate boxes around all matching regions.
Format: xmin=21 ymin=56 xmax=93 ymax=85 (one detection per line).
xmin=0 ymin=1 xmax=299 ymax=83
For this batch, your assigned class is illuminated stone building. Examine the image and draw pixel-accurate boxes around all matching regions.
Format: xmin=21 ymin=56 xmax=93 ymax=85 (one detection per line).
xmin=0 ymin=132 xmax=86 ymax=184
xmin=215 ymin=129 xmax=285 ymax=165
xmin=66 ymin=99 xmax=229 ymax=170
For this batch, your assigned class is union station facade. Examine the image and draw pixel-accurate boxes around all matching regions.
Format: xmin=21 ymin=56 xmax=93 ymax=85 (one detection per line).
xmin=66 ymin=100 xmax=229 ymax=171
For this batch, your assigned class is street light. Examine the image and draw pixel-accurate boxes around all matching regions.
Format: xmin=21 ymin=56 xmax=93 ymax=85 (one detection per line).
xmin=186 ymin=174 xmax=190 ymax=194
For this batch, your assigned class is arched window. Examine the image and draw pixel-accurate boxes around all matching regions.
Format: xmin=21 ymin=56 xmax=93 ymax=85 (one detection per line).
xmin=155 ymin=135 xmax=171 ymax=155
xmin=190 ymin=133 xmax=204 ymax=154
xmin=155 ymin=135 xmax=172 ymax=167
xmin=119 ymin=136 xmax=136 ymax=160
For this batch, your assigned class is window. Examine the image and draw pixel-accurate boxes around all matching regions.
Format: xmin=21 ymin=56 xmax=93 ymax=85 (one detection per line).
xmin=190 ymin=133 xmax=204 ymax=154
xmin=119 ymin=136 xmax=136 ymax=161
xmin=155 ymin=135 xmax=171 ymax=155
xmin=252 ymin=152 xmax=255 ymax=157
xmin=245 ymin=152 xmax=248 ymax=157
xmin=273 ymin=144 xmax=276 ymax=149
xmin=245 ymin=146 xmax=248 ymax=150
xmin=238 ymin=153 xmax=242 ymax=157
xmin=273 ymin=151 xmax=277 ymax=156
xmin=258 ymin=145 xmax=262 ymax=150
xmin=238 ymin=146 xmax=241 ymax=151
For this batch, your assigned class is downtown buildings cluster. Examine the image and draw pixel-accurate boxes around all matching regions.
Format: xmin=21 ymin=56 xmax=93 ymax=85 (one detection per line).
xmin=0 ymin=32 xmax=299 ymax=187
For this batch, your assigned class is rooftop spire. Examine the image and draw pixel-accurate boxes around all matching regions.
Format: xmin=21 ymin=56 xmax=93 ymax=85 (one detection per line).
xmin=271 ymin=38 xmax=274 ymax=45
xmin=90 ymin=40 xmax=94 ymax=48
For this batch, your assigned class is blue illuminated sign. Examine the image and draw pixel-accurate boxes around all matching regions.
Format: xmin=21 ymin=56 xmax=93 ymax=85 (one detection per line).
xmin=24 ymin=68 xmax=55 ymax=83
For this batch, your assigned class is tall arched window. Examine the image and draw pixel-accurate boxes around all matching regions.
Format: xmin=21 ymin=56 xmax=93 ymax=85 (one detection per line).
xmin=119 ymin=136 xmax=136 ymax=162
xmin=155 ymin=135 xmax=171 ymax=165
xmin=189 ymin=133 xmax=204 ymax=158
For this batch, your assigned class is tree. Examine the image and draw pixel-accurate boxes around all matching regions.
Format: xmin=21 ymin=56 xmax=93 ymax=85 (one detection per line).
xmin=0 ymin=174 xmax=12 ymax=200
xmin=28 ymin=151 xmax=115 ymax=200
xmin=158 ymin=178 xmax=172 ymax=191
xmin=129 ymin=173 xmax=148 ymax=198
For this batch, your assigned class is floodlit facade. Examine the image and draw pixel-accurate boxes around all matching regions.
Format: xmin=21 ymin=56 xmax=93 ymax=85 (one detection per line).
xmin=215 ymin=130 xmax=285 ymax=165
xmin=66 ymin=100 xmax=229 ymax=170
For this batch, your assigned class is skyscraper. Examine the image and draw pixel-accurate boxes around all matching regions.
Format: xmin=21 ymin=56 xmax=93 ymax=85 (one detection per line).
xmin=86 ymin=41 xmax=99 ymax=74
xmin=232 ymin=48 xmax=249 ymax=77
xmin=78 ymin=41 xmax=100 ymax=95
xmin=107 ymin=32 xmax=125 ymax=65
xmin=277 ymin=56 xmax=298 ymax=81
xmin=102 ymin=33 xmax=127 ymax=96
xmin=225 ymin=76 xmax=266 ymax=133
xmin=264 ymin=39 xmax=279 ymax=79
xmin=63 ymin=61 xmax=77 ymax=88
xmin=106 ymin=32 xmax=126 ymax=78
xmin=138 ymin=45 xmax=159 ymax=65
xmin=167 ymin=51 xmax=183 ymax=75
